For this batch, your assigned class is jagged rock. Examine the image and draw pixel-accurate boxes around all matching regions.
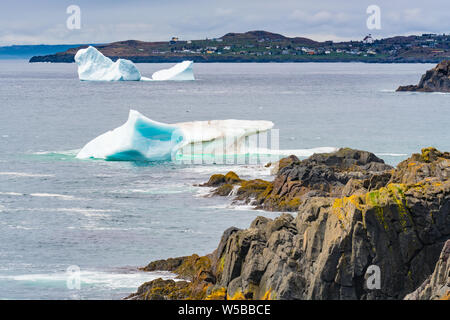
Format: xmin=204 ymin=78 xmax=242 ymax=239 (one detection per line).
xmin=397 ymin=60 xmax=450 ymax=92
xmin=304 ymin=147 xmax=387 ymax=169
xmin=404 ymin=240 xmax=450 ymax=300
xmin=127 ymin=254 xmax=215 ymax=300
xmin=140 ymin=256 xmax=187 ymax=272
xmin=389 ymin=147 xmax=450 ymax=184
xmin=141 ymin=254 xmax=214 ymax=282
xmin=126 ymin=278 xmax=191 ymax=300
xmin=128 ymin=148 xmax=449 ymax=300
xmin=201 ymin=148 xmax=393 ymax=212
xmin=269 ymin=155 xmax=300 ymax=175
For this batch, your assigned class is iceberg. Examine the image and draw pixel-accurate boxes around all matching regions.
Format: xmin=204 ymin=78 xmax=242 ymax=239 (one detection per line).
xmin=75 ymin=46 xmax=142 ymax=81
xmin=151 ymin=61 xmax=195 ymax=81
xmin=76 ymin=110 xmax=274 ymax=161
xmin=74 ymin=46 xmax=195 ymax=81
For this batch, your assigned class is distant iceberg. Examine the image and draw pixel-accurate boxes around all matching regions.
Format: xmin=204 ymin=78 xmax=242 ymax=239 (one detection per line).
xmin=76 ymin=110 xmax=274 ymax=161
xmin=151 ymin=61 xmax=195 ymax=81
xmin=74 ymin=46 xmax=194 ymax=81
xmin=75 ymin=46 xmax=142 ymax=81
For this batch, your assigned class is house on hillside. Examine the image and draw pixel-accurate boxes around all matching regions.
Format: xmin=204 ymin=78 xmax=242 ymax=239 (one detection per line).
xmin=363 ymin=34 xmax=374 ymax=44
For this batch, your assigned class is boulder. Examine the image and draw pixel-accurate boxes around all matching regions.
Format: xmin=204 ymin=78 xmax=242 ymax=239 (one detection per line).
xmin=397 ymin=60 xmax=450 ymax=92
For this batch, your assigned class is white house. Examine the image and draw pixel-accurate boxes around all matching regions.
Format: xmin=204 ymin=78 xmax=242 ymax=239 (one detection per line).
xmin=363 ymin=34 xmax=374 ymax=44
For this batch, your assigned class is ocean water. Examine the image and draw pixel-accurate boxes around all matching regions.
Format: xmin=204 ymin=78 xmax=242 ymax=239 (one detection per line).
xmin=0 ymin=61 xmax=448 ymax=299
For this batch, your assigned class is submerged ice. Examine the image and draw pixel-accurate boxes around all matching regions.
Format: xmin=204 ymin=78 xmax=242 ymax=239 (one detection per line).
xmin=76 ymin=110 xmax=274 ymax=161
xmin=75 ymin=46 xmax=194 ymax=81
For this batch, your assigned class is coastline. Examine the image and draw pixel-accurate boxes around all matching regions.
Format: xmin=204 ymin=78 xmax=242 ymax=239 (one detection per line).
xmin=28 ymin=54 xmax=445 ymax=64
xmin=127 ymin=147 xmax=450 ymax=300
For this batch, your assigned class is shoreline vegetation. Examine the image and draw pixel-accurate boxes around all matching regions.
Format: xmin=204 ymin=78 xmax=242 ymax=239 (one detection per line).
xmin=126 ymin=147 xmax=450 ymax=300
xmin=28 ymin=30 xmax=450 ymax=64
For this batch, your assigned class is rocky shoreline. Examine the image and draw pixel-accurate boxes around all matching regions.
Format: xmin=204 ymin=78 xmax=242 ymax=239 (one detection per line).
xmin=127 ymin=147 xmax=449 ymax=300
xmin=397 ymin=60 xmax=450 ymax=92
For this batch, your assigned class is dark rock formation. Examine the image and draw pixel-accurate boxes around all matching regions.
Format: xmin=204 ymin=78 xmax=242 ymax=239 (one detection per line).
xmin=126 ymin=254 xmax=215 ymax=300
xmin=202 ymin=148 xmax=393 ymax=212
xmin=128 ymin=147 xmax=449 ymax=300
xmin=139 ymin=256 xmax=188 ymax=272
xmin=404 ymin=239 xmax=450 ymax=300
xmin=397 ymin=60 xmax=450 ymax=92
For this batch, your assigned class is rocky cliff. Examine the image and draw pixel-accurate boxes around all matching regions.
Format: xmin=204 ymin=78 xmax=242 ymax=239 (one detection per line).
xmin=397 ymin=60 xmax=450 ymax=92
xmin=201 ymin=148 xmax=393 ymax=212
xmin=404 ymin=239 xmax=449 ymax=300
xmin=127 ymin=147 xmax=449 ymax=300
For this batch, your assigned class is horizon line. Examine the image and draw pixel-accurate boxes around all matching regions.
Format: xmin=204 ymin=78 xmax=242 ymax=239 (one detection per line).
xmin=1 ymin=30 xmax=449 ymax=47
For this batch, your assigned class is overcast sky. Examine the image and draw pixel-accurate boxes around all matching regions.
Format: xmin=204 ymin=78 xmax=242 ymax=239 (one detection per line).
xmin=1 ymin=0 xmax=449 ymax=45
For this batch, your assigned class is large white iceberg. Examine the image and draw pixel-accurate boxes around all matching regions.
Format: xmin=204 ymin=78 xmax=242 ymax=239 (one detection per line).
xmin=74 ymin=46 xmax=194 ymax=81
xmin=75 ymin=46 xmax=142 ymax=81
xmin=76 ymin=110 xmax=274 ymax=161
xmin=151 ymin=61 xmax=195 ymax=81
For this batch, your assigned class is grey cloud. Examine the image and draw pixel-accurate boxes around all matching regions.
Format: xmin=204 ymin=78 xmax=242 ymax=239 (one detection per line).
xmin=0 ymin=0 xmax=449 ymax=45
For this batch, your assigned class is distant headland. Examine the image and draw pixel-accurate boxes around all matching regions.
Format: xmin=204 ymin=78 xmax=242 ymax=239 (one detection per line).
xmin=28 ymin=30 xmax=450 ymax=63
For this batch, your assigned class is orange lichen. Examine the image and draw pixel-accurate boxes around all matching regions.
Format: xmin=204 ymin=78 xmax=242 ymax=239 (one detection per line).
xmin=262 ymin=289 xmax=273 ymax=300
xmin=440 ymin=291 xmax=450 ymax=300
xmin=227 ymin=291 xmax=246 ymax=300
xmin=331 ymin=183 xmax=412 ymax=231
xmin=205 ymin=287 xmax=227 ymax=300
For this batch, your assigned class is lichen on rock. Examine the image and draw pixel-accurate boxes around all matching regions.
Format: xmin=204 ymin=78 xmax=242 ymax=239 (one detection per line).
xmin=201 ymin=148 xmax=394 ymax=212
xmin=127 ymin=147 xmax=449 ymax=300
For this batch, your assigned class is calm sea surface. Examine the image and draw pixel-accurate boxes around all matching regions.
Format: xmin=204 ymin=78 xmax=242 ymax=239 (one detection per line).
xmin=0 ymin=61 xmax=448 ymax=299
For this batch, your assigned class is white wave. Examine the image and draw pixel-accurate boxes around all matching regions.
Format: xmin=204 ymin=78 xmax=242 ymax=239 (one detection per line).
xmin=0 ymin=192 xmax=23 ymax=196
xmin=29 ymin=193 xmax=80 ymax=201
xmin=206 ymin=203 xmax=287 ymax=215
xmin=194 ymin=186 xmax=214 ymax=198
xmin=7 ymin=225 xmax=34 ymax=230
xmin=4 ymin=207 xmax=117 ymax=217
xmin=375 ymin=153 xmax=408 ymax=157
xmin=110 ymin=185 xmax=195 ymax=195
xmin=228 ymin=185 xmax=240 ymax=198
xmin=0 ymin=192 xmax=86 ymax=201
xmin=249 ymin=146 xmax=338 ymax=157
xmin=52 ymin=208 xmax=115 ymax=217
xmin=32 ymin=149 xmax=80 ymax=156
xmin=397 ymin=91 xmax=450 ymax=95
xmin=0 ymin=172 xmax=54 ymax=177
xmin=1 ymin=269 xmax=178 ymax=290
